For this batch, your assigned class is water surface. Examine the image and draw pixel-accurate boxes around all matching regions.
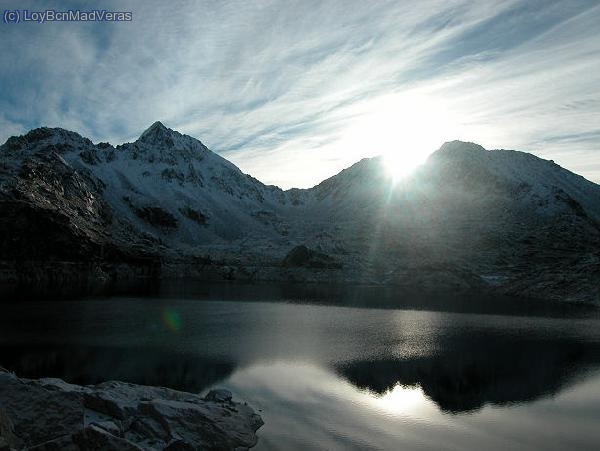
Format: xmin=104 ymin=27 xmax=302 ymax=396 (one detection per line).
xmin=1 ymin=289 xmax=600 ymax=450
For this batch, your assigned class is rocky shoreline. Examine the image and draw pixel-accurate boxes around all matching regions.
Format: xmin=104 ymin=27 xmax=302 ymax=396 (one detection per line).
xmin=0 ymin=369 xmax=263 ymax=450
xmin=1 ymin=253 xmax=598 ymax=305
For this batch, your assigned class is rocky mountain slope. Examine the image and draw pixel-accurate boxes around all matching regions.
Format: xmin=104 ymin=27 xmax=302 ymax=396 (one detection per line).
xmin=0 ymin=123 xmax=598 ymax=303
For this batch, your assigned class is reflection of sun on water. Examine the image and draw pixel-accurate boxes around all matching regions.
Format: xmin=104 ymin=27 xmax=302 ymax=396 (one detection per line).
xmin=371 ymin=383 xmax=429 ymax=416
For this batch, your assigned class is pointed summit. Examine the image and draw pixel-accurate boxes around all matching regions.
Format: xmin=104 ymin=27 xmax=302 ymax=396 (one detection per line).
xmin=137 ymin=121 xmax=176 ymax=146
xmin=147 ymin=120 xmax=168 ymax=130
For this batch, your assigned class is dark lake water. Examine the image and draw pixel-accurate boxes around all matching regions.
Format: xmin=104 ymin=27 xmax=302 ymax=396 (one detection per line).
xmin=2 ymin=284 xmax=600 ymax=450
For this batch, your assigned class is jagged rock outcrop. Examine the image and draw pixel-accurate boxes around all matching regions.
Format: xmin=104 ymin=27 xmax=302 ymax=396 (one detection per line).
xmin=0 ymin=369 xmax=263 ymax=450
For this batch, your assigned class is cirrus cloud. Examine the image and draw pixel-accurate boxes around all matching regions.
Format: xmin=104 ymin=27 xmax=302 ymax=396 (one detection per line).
xmin=0 ymin=0 xmax=598 ymax=188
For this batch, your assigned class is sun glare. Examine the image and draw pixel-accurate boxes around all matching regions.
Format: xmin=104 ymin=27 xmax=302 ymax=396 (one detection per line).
xmin=370 ymin=383 xmax=430 ymax=416
xmin=382 ymin=149 xmax=427 ymax=181
xmin=334 ymin=90 xmax=456 ymax=180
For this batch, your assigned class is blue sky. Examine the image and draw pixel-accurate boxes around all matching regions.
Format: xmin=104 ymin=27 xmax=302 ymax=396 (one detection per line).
xmin=1 ymin=0 xmax=599 ymax=188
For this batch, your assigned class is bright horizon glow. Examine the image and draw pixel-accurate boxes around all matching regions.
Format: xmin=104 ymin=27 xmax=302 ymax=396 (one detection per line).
xmin=338 ymin=91 xmax=455 ymax=182
xmin=383 ymin=151 xmax=427 ymax=181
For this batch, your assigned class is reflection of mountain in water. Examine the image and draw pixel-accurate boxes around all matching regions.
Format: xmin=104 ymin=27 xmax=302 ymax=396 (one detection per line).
xmin=336 ymin=335 xmax=600 ymax=413
xmin=3 ymin=297 xmax=600 ymax=416
xmin=0 ymin=345 xmax=235 ymax=393
xmin=5 ymin=334 xmax=600 ymax=416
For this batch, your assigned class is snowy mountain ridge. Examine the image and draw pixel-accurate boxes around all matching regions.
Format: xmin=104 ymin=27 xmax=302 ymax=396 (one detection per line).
xmin=1 ymin=123 xmax=599 ymax=303
xmin=1 ymin=123 xmax=293 ymax=249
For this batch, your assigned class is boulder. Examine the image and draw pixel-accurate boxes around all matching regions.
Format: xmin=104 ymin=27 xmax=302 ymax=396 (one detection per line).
xmin=0 ymin=370 xmax=262 ymax=450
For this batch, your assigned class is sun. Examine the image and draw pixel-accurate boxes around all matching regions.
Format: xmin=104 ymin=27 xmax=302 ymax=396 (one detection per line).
xmin=382 ymin=149 xmax=427 ymax=181
xmin=332 ymin=90 xmax=453 ymax=182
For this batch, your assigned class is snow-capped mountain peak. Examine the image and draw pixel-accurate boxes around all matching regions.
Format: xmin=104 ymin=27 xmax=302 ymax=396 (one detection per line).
xmin=3 ymin=127 xmax=92 ymax=153
xmin=436 ymin=140 xmax=486 ymax=153
xmin=136 ymin=121 xmax=177 ymax=146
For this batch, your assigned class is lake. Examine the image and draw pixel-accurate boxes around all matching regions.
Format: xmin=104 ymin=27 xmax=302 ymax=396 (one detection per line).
xmin=2 ymin=284 xmax=600 ymax=450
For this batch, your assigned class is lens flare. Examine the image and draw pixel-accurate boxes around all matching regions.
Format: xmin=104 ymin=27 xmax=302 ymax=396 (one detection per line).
xmin=162 ymin=308 xmax=182 ymax=332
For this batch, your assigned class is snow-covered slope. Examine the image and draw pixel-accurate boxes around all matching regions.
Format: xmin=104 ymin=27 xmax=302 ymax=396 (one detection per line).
xmin=302 ymin=141 xmax=600 ymax=302
xmin=306 ymin=140 xmax=600 ymax=222
xmin=85 ymin=122 xmax=294 ymax=248
xmin=0 ymin=123 xmax=295 ymax=257
xmin=1 ymin=125 xmax=599 ymax=302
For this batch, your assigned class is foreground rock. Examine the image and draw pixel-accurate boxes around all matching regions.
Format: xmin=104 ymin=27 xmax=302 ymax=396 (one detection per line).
xmin=0 ymin=369 xmax=263 ymax=450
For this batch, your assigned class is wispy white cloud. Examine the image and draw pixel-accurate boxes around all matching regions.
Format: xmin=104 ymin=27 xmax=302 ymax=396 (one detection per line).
xmin=0 ymin=0 xmax=598 ymax=187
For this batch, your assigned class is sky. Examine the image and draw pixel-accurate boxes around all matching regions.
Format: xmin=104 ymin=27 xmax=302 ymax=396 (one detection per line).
xmin=0 ymin=0 xmax=599 ymax=188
